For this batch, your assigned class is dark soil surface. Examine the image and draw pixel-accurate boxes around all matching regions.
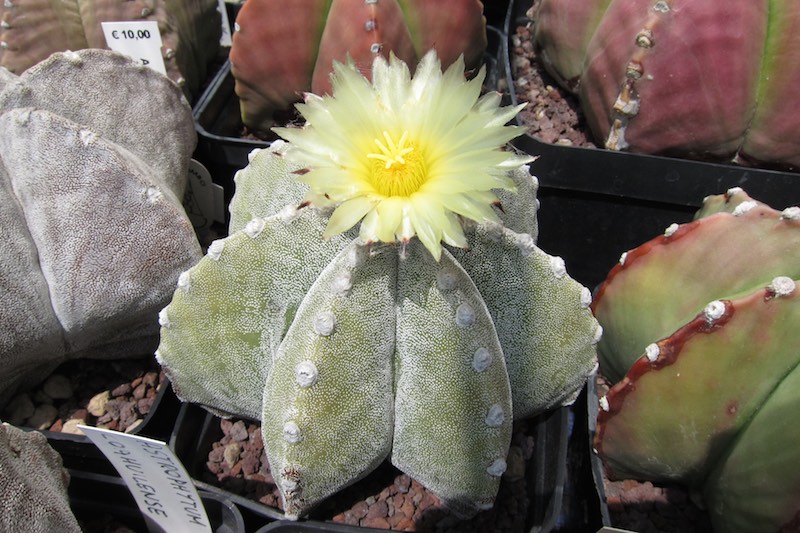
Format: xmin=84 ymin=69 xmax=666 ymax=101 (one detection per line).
xmin=203 ymin=416 xmax=541 ymax=532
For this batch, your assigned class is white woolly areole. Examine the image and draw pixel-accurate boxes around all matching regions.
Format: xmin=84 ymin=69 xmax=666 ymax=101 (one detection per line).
xmin=781 ymin=207 xmax=800 ymax=220
xmin=158 ymin=308 xmax=170 ymax=328
xmin=80 ymin=129 xmax=97 ymax=146
xmin=295 ymin=361 xmax=319 ymax=388
xmin=599 ymin=396 xmax=610 ymax=412
xmin=516 ymin=233 xmax=536 ymax=257
xmin=207 ymin=239 xmax=225 ymax=260
xmin=436 ymin=269 xmax=458 ymax=291
xmin=733 ymin=201 xmax=758 ymax=216
xmin=177 ymin=271 xmax=191 ymax=291
xmin=485 ymin=404 xmax=505 ymax=427
xmin=472 ymin=347 xmax=492 ymax=372
xmin=283 ymin=421 xmax=302 ymax=444
xmin=331 ymin=271 xmax=353 ymax=297
xmin=664 ymin=223 xmax=679 ymax=237
xmin=580 ymin=287 xmax=592 ymax=308
xmin=770 ymin=276 xmax=796 ymax=296
xmin=278 ymin=204 xmax=300 ymax=223
xmin=549 ymin=256 xmax=567 ymax=278
xmin=244 ymin=217 xmax=266 ymax=238
xmin=455 ymin=302 xmax=476 ymax=328
xmin=704 ymin=300 xmax=726 ymax=322
xmin=593 ymin=324 xmax=604 ymax=344
xmin=726 ymin=187 xmax=744 ymax=197
xmin=347 ymin=245 xmax=367 ymax=268
xmin=313 ymin=311 xmax=336 ymax=336
xmin=63 ymin=50 xmax=82 ymax=63
xmin=485 ymin=222 xmax=504 ymax=242
xmin=486 ymin=458 xmax=507 ymax=477
xmin=644 ymin=343 xmax=660 ymax=362
xmin=145 ymin=186 xmax=163 ymax=204
xmin=619 ymin=251 xmax=628 ymax=266
xmin=269 ymin=139 xmax=288 ymax=153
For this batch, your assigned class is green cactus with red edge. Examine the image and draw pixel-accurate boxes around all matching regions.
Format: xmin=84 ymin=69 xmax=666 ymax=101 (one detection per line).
xmin=230 ymin=0 xmax=488 ymax=132
xmin=530 ymin=0 xmax=800 ymax=169
xmin=592 ymin=188 xmax=800 ymax=532
xmin=0 ymin=0 xmax=221 ymax=99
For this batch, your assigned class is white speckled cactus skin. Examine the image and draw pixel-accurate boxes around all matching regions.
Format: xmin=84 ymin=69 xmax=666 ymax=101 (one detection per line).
xmin=0 ymin=49 xmax=201 ymax=407
xmin=157 ymin=141 xmax=599 ymax=519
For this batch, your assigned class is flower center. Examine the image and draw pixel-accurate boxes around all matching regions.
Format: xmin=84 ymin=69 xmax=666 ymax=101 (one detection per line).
xmin=366 ymin=130 xmax=427 ymax=197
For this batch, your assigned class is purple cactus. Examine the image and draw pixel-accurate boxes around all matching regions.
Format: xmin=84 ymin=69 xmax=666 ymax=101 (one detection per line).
xmin=531 ymin=0 xmax=800 ymax=169
xmin=229 ymin=0 xmax=488 ymax=132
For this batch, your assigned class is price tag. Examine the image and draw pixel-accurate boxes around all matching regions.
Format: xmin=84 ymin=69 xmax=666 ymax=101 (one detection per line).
xmin=218 ymin=0 xmax=233 ymax=47
xmin=102 ymin=21 xmax=167 ymax=75
xmin=80 ymin=425 xmax=212 ymax=533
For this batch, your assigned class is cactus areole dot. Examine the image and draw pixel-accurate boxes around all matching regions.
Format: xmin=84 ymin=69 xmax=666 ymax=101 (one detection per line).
xmin=273 ymin=51 xmax=533 ymax=260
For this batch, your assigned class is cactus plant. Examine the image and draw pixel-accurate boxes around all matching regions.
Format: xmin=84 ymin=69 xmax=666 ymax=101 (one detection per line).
xmin=530 ymin=0 xmax=800 ymax=169
xmin=0 ymin=422 xmax=82 ymax=532
xmin=0 ymin=49 xmax=202 ymax=408
xmin=0 ymin=0 xmax=221 ymax=99
xmin=229 ymin=0 xmax=488 ymax=132
xmin=592 ymin=188 xmax=800 ymax=532
xmin=157 ymin=51 xmax=599 ymax=519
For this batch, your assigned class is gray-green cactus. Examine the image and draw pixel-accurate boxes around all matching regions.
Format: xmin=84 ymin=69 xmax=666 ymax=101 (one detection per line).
xmin=157 ymin=141 xmax=599 ymax=519
xmin=0 ymin=49 xmax=201 ymax=408
xmin=592 ymin=188 xmax=800 ymax=532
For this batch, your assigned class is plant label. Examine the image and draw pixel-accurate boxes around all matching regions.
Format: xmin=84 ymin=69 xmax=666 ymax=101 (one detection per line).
xmin=101 ymin=21 xmax=167 ymax=76
xmin=80 ymin=425 xmax=212 ymax=533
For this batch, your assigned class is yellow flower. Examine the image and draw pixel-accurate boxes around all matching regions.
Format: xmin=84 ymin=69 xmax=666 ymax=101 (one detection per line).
xmin=273 ymin=50 xmax=533 ymax=260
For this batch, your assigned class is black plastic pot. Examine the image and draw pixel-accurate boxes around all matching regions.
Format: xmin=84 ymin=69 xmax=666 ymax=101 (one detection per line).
xmin=68 ymin=469 xmax=244 ymax=533
xmin=504 ymin=0 xmax=800 ymax=289
xmin=41 ymin=377 xmax=183 ymax=477
xmin=169 ymin=400 xmax=575 ymax=533
xmin=190 ymin=12 xmax=511 ymax=218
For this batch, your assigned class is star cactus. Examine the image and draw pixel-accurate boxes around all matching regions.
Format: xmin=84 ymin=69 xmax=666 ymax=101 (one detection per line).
xmin=157 ymin=52 xmax=599 ymax=519
xmin=229 ymin=0 xmax=488 ymax=132
xmin=592 ymin=188 xmax=800 ymax=532
xmin=531 ymin=0 xmax=800 ymax=169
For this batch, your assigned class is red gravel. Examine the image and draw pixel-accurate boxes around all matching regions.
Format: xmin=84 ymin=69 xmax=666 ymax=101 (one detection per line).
xmin=204 ymin=417 xmax=541 ymax=532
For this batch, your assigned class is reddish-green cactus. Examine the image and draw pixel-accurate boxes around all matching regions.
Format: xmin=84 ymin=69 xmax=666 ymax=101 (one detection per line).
xmin=531 ymin=0 xmax=800 ymax=169
xmin=592 ymin=188 xmax=800 ymax=532
xmin=0 ymin=0 xmax=221 ymax=98
xmin=229 ymin=0 xmax=488 ymax=132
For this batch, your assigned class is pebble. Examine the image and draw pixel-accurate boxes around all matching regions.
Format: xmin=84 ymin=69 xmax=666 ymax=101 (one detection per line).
xmin=0 ymin=357 xmax=162 ymax=441
xmin=87 ymin=391 xmax=111 ymax=416
xmin=27 ymin=404 xmax=59 ymax=430
xmin=3 ymin=393 xmax=35 ymax=425
xmin=41 ymin=373 xmax=73 ymax=400
xmin=62 ymin=418 xmax=85 ymax=435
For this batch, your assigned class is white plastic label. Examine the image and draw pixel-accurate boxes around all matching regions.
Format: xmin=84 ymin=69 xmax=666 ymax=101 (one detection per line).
xmin=80 ymin=426 xmax=212 ymax=532
xmin=218 ymin=0 xmax=233 ymax=47
xmin=185 ymin=159 xmax=226 ymax=231
xmin=102 ymin=21 xmax=167 ymax=75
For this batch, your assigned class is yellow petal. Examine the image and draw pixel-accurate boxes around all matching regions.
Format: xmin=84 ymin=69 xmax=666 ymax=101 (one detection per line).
xmin=324 ymin=197 xmax=376 ymax=237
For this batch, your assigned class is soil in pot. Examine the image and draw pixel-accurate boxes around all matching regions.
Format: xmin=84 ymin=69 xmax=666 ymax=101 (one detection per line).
xmin=1 ymin=356 xmax=166 ymax=435
xmin=509 ymin=12 xmax=596 ymax=149
xmin=203 ymin=417 xmax=540 ymax=532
